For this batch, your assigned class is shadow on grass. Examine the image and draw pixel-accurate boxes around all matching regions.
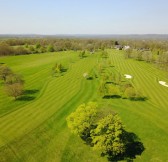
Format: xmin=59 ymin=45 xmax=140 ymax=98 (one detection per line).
xmin=23 ymin=89 xmax=39 ymax=95
xmin=61 ymin=68 xmax=68 ymax=73
xmin=17 ymin=96 xmax=36 ymax=101
xmin=103 ymin=95 xmax=121 ymax=99
xmin=80 ymin=56 xmax=88 ymax=59
xmin=17 ymin=89 xmax=39 ymax=101
xmin=87 ymin=77 xmax=93 ymax=80
xmin=106 ymin=81 xmax=118 ymax=85
xmin=102 ymin=56 xmax=109 ymax=59
xmin=80 ymin=129 xmax=145 ymax=162
xmin=130 ymin=96 xmax=148 ymax=101
xmin=110 ymin=65 xmax=115 ymax=68
xmin=107 ymin=131 xmax=145 ymax=162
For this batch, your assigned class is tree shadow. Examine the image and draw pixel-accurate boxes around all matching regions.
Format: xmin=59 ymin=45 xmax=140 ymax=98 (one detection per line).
xmin=102 ymin=56 xmax=109 ymax=59
xmin=87 ymin=77 xmax=93 ymax=80
xmin=17 ymin=89 xmax=39 ymax=101
xmin=17 ymin=96 xmax=36 ymax=101
xmin=106 ymin=81 xmax=118 ymax=85
xmin=23 ymin=89 xmax=39 ymax=95
xmin=103 ymin=95 xmax=121 ymax=99
xmin=61 ymin=68 xmax=68 ymax=73
xmin=110 ymin=65 xmax=115 ymax=68
xmin=107 ymin=131 xmax=145 ymax=162
xmin=130 ymin=96 xmax=148 ymax=101
xmin=80 ymin=56 xmax=88 ymax=59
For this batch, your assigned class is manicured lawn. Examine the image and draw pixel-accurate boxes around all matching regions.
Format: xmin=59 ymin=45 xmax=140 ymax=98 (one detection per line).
xmin=0 ymin=50 xmax=167 ymax=162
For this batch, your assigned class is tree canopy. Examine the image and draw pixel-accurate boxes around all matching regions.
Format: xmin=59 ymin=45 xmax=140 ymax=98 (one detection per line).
xmin=67 ymin=102 xmax=144 ymax=161
xmin=66 ymin=102 xmax=98 ymax=136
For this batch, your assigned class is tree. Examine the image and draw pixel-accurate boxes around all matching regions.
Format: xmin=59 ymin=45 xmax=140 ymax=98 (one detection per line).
xmin=0 ymin=65 xmax=13 ymax=82
xmin=52 ymin=63 xmax=65 ymax=76
xmin=4 ymin=72 xmax=25 ymax=100
xmin=35 ymin=43 xmax=41 ymax=49
xmin=91 ymin=114 xmax=125 ymax=158
xmin=142 ymin=51 xmax=153 ymax=62
xmin=79 ymin=50 xmax=85 ymax=58
xmin=134 ymin=50 xmax=143 ymax=61
xmin=29 ymin=46 xmax=35 ymax=53
xmin=107 ymin=85 xmax=121 ymax=97
xmin=124 ymin=49 xmax=132 ymax=59
xmin=5 ymin=83 xmax=24 ymax=99
xmin=66 ymin=102 xmax=98 ymax=139
xmin=0 ymin=43 xmax=13 ymax=56
xmin=101 ymin=50 xmax=108 ymax=58
xmin=47 ymin=45 xmax=55 ymax=52
xmin=115 ymin=41 xmax=119 ymax=45
xmin=124 ymin=87 xmax=136 ymax=99
xmin=99 ymin=81 xmax=107 ymax=97
xmin=40 ymin=46 xmax=46 ymax=53
xmin=5 ymin=73 xmax=24 ymax=85
xmin=14 ymin=46 xmax=29 ymax=55
xmin=66 ymin=102 xmax=144 ymax=161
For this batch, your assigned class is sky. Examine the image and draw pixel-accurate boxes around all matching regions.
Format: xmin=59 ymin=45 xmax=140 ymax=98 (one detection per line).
xmin=0 ymin=0 xmax=168 ymax=34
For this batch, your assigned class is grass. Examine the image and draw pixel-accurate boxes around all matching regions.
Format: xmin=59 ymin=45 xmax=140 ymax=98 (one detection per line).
xmin=0 ymin=50 xmax=168 ymax=162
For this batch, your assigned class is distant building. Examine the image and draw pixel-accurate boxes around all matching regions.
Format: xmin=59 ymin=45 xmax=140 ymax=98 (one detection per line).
xmin=124 ymin=46 xmax=130 ymax=50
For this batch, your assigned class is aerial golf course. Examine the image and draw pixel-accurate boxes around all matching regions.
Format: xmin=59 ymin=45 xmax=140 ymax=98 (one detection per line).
xmin=0 ymin=49 xmax=168 ymax=162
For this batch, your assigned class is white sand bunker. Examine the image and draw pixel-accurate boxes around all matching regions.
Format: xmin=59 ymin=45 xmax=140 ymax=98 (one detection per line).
xmin=159 ymin=81 xmax=168 ymax=87
xmin=124 ymin=74 xmax=132 ymax=79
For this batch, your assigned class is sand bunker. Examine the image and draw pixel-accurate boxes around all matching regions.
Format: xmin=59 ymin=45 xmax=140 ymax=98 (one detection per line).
xmin=124 ymin=74 xmax=132 ymax=79
xmin=159 ymin=81 xmax=168 ymax=87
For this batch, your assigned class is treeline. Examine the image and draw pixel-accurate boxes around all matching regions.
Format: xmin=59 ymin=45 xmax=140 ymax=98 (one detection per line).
xmin=0 ymin=38 xmax=117 ymax=56
xmin=120 ymin=39 xmax=168 ymax=71
xmin=121 ymin=39 xmax=168 ymax=52
xmin=124 ymin=49 xmax=168 ymax=71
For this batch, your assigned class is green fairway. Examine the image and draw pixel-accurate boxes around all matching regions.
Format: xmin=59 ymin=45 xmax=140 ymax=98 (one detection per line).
xmin=0 ymin=50 xmax=168 ymax=162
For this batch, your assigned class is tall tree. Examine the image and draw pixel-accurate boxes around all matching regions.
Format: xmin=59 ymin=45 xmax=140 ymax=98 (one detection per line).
xmin=91 ymin=114 xmax=125 ymax=158
xmin=5 ymin=83 xmax=24 ymax=100
xmin=66 ymin=102 xmax=98 ymax=139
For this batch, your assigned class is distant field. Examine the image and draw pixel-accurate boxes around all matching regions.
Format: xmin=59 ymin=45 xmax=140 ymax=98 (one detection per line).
xmin=0 ymin=50 xmax=168 ymax=162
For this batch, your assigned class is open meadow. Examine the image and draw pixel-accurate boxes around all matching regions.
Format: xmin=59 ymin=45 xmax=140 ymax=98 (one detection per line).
xmin=0 ymin=49 xmax=168 ymax=162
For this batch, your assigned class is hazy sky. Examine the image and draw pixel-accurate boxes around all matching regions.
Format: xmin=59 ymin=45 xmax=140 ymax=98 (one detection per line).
xmin=0 ymin=0 xmax=168 ymax=34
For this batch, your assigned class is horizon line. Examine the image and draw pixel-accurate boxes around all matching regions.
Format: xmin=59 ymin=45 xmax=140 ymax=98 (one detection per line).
xmin=1 ymin=33 xmax=168 ymax=35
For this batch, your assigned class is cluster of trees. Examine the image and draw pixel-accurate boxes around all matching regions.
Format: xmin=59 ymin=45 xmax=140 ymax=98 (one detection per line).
xmin=0 ymin=42 xmax=56 ymax=56
xmin=99 ymin=74 xmax=144 ymax=100
xmin=83 ymin=71 xmax=96 ymax=80
xmin=121 ymin=39 xmax=168 ymax=71
xmin=121 ymin=39 xmax=168 ymax=52
xmin=66 ymin=102 xmax=125 ymax=159
xmin=0 ymin=38 xmax=117 ymax=56
xmin=124 ymin=49 xmax=168 ymax=71
xmin=97 ymin=60 xmax=145 ymax=100
xmin=67 ymin=102 xmax=144 ymax=161
xmin=0 ymin=65 xmax=24 ymax=99
xmin=52 ymin=63 xmax=67 ymax=77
